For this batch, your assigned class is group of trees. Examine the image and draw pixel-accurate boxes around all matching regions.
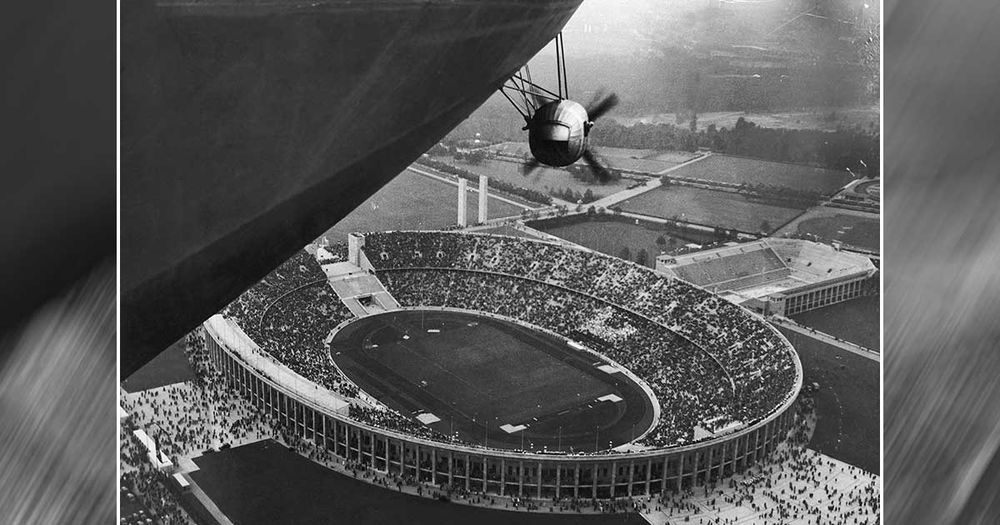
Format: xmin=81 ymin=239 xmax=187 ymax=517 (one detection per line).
xmin=590 ymin=116 xmax=879 ymax=176
xmin=549 ymin=187 xmax=597 ymax=204
xmin=617 ymin=247 xmax=653 ymax=267
xmin=616 ymin=235 xmax=683 ymax=267
xmin=454 ymin=149 xmax=488 ymax=165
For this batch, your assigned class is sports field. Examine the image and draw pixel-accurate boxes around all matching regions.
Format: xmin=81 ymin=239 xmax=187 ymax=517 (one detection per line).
xmin=794 ymin=213 xmax=880 ymax=252
xmin=664 ymin=155 xmax=853 ymax=194
xmin=320 ymin=169 xmax=526 ymax=243
xmin=191 ymin=440 xmax=643 ymax=525
xmin=619 ymin=185 xmax=806 ymax=234
xmin=777 ymin=327 xmax=879 ymax=474
xmin=793 ymin=295 xmax=880 ymax=351
xmin=330 ymin=310 xmax=654 ymax=452
xmin=530 ymin=215 xmax=710 ymax=267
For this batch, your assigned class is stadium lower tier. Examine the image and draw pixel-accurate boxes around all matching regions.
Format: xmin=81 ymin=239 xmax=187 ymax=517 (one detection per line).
xmin=204 ymin=319 xmax=797 ymax=498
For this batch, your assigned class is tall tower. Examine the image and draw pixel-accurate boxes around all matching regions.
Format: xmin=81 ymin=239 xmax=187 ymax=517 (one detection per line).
xmin=457 ymin=178 xmax=468 ymax=227
xmin=478 ymin=175 xmax=489 ymax=223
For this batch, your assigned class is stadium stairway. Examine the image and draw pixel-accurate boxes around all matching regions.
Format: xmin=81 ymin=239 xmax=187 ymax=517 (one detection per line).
xmin=319 ymin=259 xmax=400 ymax=317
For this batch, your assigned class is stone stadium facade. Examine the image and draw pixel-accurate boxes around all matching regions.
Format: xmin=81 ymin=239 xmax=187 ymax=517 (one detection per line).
xmin=203 ymin=231 xmax=802 ymax=499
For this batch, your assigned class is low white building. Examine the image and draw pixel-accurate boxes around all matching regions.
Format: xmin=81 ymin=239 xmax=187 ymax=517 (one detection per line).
xmin=656 ymin=238 xmax=876 ymax=316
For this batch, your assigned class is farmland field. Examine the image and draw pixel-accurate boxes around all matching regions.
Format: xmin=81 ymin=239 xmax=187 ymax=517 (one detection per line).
xmin=665 ymin=154 xmax=853 ymax=194
xmin=619 ymin=185 xmax=806 ymax=234
xmin=320 ymin=169 xmax=526 ymax=243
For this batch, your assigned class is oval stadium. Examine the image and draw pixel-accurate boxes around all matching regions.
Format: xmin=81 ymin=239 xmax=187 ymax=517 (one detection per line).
xmin=204 ymin=230 xmax=802 ymax=499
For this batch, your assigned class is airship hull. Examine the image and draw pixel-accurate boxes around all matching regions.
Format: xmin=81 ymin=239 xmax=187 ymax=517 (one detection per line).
xmin=122 ymin=0 xmax=583 ymax=374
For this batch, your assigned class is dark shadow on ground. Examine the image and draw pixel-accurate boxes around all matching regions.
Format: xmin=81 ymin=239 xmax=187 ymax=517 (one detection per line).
xmin=121 ymin=338 xmax=194 ymax=393
xmin=778 ymin=327 xmax=879 ymax=474
xmin=792 ymin=295 xmax=880 ymax=351
xmin=191 ymin=440 xmax=645 ymax=525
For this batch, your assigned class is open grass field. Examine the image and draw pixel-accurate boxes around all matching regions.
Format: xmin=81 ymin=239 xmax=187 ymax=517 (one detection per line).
xmin=531 ymin=215 xmax=709 ymax=268
xmin=619 ymin=185 xmax=806 ymax=234
xmin=665 ymin=155 xmax=853 ymax=195
xmin=320 ymin=170 xmax=526 ymax=244
xmin=793 ymin=212 xmax=880 ymax=252
xmin=192 ymin=440 xmax=641 ymax=525
xmin=488 ymin=142 xmax=697 ymax=174
xmin=331 ymin=310 xmax=654 ymax=452
xmin=777 ymin=327 xmax=879 ymax=474
xmin=793 ymin=295 xmax=880 ymax=351
xmin=453 ymin=158 xmax=630 ymax=200
xmin=121 ymin=338 xmax=194 ymax=393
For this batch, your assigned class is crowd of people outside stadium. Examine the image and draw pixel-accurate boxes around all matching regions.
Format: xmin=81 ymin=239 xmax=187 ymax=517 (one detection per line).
xmin=640 ymin=396 xmax=880 ymax=525
xmin=119 ymin=468 xmax=188 ymax=525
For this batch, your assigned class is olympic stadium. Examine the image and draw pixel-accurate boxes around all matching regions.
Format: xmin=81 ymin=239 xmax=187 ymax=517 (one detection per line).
xmin=202 ymin=230 xmax=802 ymax=499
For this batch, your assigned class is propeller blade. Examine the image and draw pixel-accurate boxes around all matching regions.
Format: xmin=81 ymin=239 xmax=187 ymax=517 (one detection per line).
xmin=586 ymin=92 xmax=620 ymax=121
xmin=522 ymin=157 xmax=542 ymax=177
xmin=582 ymin=148 xmax=612 ymax=183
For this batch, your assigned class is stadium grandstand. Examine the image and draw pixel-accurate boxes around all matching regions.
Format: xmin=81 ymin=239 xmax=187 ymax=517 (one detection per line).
xmin=204 ymin=231 xmax=801 ymax=499
xmin=656 ymin=238 xmax=877 ymax=316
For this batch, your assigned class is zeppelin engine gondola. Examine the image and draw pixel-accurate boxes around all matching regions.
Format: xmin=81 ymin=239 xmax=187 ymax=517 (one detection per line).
xmin=527 ymin=99 xmax=591 ymax=167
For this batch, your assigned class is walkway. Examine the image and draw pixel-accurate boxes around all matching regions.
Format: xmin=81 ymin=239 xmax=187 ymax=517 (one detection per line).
xmin=322 ymin=260 xmax=400 ymax=315
xmin=589 ymin=152 xmax=713 ymax=209
xmin=770 ymin=316 xmax=880 ymax=362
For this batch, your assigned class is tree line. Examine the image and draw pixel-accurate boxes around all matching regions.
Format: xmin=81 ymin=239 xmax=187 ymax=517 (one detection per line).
xmin=590 ymin=117 xmax=879 ymax=176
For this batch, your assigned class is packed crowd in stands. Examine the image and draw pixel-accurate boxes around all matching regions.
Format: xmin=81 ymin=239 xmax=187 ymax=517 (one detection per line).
xmin=218 ymin=232 xmax=796 ymax=451
xmin=222 ymin=246 xmax=453 ymax=442
xmin=364 ymin=231 xmax=798 ymax=448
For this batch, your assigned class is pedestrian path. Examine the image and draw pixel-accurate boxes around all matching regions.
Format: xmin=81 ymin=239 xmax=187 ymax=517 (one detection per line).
xmin=770 ymin=316 xmax=879 ymax=362
xmin=590 ymin=153 xmax=713 ymax=209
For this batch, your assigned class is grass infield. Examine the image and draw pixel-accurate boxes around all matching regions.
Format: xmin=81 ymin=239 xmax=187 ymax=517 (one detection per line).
xmin=331 ymin=310 xmax=655 ymax=452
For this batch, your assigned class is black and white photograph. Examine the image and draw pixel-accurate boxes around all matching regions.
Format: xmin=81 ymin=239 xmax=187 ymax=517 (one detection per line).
xmin=117 ymin=1 xmax=883 ymax=523
xmin=8 ymin=1 xmax=1000 ymax=524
